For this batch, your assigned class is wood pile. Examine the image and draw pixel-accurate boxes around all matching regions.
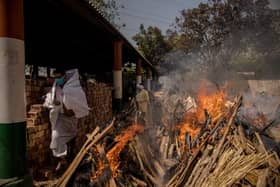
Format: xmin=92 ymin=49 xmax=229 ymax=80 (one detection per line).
xmin=33 ymin=94 xmax=280 ymax=187
xmin=165 ymin=96 xmax=280 ymax=187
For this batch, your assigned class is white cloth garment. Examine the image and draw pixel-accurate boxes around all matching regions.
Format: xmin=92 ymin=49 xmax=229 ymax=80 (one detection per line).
xmin=43 ymin=69 xmax=89 ymax=157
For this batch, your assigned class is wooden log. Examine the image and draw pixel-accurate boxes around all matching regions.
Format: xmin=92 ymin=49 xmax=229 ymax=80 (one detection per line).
xmin=167 ymin=122 xmax=218 ymax=187
xmin=130 ymin=175 xmax=147 ymax=187
xmin=109 ymin=178 xmax=117 ymax=187
xmin=130 ymin=142 xmax=153 ymax=186
xmin=256 ymin=168 xmax=269 ymax=187
xmin=194 ymin=97 xmax=242 ymax=187
xmin=154 ymin=160 xmax=165 ymax=178
xmin=168 ymin=144 xmax=175 ymax=158
xmin=134 ymin=136 xmax=157 ymax=177
xmin=33 ymin=180 xmax=58 ymax=187
xmin=160 ymin=136 xmax=167 ymax=155
xmin=207 ymin=96 xmax=242 ymax=170
xmin=56 ymin=118 xmax=115 ymax=187
xmin=186 ymin=133 xmax=191 ymax=151
xmin=175 ymin=137 xmax=181 ymax=157
xmin=163 ymin=159 xmax=177 ymax=168
xmin=130 ymin=143 xmax=144 ymax=172
xmin=145 ymin=171 xmax=162 ymax=186
xmin=186 ymin=145 xmax=213 ymax=187
xmin=167 ymin=96 xmax=242 ymax=187
xmin=163 ymin=136 xmax=170 ymax=159
xmin=255 ymin=132 xmax=280 ymax=169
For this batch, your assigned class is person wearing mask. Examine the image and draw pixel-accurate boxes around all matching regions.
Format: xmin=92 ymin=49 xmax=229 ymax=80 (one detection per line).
xmin=44 ymin=69 xmax=89 ymax=171
xmin=136 ymin=84 xmax=150 ymax=125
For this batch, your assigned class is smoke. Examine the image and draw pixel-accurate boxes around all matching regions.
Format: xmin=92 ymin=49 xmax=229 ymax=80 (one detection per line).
xmin=156 ymin=13 xmax=280 ymax=124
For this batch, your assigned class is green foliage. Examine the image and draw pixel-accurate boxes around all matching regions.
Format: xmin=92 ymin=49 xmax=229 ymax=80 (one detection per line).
xmin=166 ymin=0 xmax=280 ymax=73
xmin=132 ymin=0 xmax=280 ymax=76
xmin=132 ymin=24 xmax=171 ymax=66
xmin=88 ymin=0 xmax=123 ymax=28
xmin=172 ymin=0 xmax=275 ymax=50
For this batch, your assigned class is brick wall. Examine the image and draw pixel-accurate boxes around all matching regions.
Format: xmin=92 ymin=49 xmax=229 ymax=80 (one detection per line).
xmin=25 ymin=78 xmax=112 ymax=179
xmin=25 ymin=78 xmax=49 ymax=111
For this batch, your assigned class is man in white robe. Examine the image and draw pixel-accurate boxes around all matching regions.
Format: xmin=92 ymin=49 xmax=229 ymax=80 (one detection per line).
xmin=44 ymin=69 xmax=89 ymax=170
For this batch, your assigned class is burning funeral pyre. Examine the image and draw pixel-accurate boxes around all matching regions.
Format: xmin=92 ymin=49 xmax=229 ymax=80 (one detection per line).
xmin=34 ymin=81 xmax=280 ymax=187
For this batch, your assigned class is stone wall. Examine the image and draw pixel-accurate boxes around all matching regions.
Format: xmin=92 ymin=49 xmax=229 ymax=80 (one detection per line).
xmin=25 ymin=78 xmax=112 ymax=179
xmin=248 ymin=80 xmax=280 ymax=96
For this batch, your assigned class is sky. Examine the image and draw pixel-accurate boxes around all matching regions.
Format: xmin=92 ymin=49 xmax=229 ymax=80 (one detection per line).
xmin=117 ymin=0 xmax=280 ymax=45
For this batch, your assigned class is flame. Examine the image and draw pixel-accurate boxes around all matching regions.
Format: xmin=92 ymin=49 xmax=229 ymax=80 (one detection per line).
xmin=91 ymin=158 xmax=108 ymax=180
xmin=178 ymin=80 xmax=227 ymax=148
xmin=196 ymin=86 xmax=227 ymax=123
xmin=106 ymin=124 xmax=144 ymax=177
xmin=178 ymin=116 xmax=201 ymax=150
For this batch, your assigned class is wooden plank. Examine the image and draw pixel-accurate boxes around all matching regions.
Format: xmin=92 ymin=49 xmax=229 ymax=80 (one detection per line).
xmin=56 ymin=118 xmax=115 ymax=187
xmin=168 ymin=144 xmax=175 ymax=158
xmin=256 ymin=169 xmax=269 ymax=187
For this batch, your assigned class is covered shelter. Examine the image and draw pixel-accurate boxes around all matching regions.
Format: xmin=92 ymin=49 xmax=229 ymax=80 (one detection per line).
xmin=24 ymin=0 xmax=155 ymax=77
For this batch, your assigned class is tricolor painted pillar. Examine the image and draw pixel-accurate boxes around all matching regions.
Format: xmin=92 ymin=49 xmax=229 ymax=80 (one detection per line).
xmin=0 ymin=0 xmax=29 ymax=182
xmin=113 ymin=40 xmax=123 ymax=109
xmin=136 ymin=59 xmax=142 ymax=84
xmin=146 ymin=69 xmax=152 ymax=91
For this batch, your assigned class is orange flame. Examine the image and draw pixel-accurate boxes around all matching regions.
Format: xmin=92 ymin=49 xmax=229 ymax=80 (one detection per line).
xmin=178 ymin=80 xmax=227 ymax=148
xmin=106 ymin=124 xmax=144 ymax=177
xmin=196 ymin=85 xmax=227 ymax=123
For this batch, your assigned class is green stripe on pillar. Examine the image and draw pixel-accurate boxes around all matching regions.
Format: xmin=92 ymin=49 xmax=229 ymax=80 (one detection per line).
xmin=0 ymin=122 xmax=27 ymax=179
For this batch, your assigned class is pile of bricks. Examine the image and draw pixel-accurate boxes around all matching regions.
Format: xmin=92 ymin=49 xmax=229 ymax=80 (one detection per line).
xmin=86 ymin=80 xmax=113 ymax=128
xmin=75 ymin=80 xmax=113 ymax=150
xmin=25 ymin=78 xmax=48 ymax=111
xmin=26 ymin=104 xmax=51 ymax=179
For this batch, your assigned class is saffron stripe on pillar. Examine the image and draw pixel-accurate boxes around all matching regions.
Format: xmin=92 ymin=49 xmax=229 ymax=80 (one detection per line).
xmin=136 ymin=59 xmax=142 ymax=84
xmin=0 ymin=0 xmax=27 ymax=179
xmin=113 ymin=40 xmax=123 ymax=100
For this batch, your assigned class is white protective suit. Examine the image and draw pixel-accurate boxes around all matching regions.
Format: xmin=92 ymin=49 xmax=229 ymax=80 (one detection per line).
xmin=44 ymin=69 xmax=89 ymax=157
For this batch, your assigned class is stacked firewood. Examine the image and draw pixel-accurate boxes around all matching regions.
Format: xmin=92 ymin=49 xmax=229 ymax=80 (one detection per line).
xmin=34 ymin=95 xmax=280 ymax=187
xmin=166 ymin=96 xmax=280 ymax=187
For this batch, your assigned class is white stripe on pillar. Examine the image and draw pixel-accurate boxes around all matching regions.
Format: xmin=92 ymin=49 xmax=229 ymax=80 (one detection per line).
xmin=113 ymin=70 xmax=122 ymax=99
xmin=147 ymin=78 xmax=152 ymax=91
xmin=0 ymin=38 xmax=25 ymax=123
xmin=136 ymin=75 xmax=142 ymax=84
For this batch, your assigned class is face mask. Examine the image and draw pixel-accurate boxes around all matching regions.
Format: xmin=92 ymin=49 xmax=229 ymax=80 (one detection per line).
xmin=55 ymin=78 xmax=64 ymax=86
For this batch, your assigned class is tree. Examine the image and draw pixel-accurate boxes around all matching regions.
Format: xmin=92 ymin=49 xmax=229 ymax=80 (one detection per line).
xmin=133 ymin=24 xmax=171 ymax=66
xmin=88 ymin=0 xmax=123 ymax=29
xmin=169 ymin=0 xmax=280 ymax=72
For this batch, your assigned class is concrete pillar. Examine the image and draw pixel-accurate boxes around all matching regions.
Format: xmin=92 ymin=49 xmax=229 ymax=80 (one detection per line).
xmin=113 ymin=40 xmax=123 ymax=110
xmin=146 ymin=69 xmax=152 ymax=91
xmin=136 ymin=59 xmax=142 ymax=84
xmin=0 ymin=0 xmax=31 ymax=184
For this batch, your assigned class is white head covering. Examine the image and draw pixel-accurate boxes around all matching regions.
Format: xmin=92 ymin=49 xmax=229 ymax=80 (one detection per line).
xmin=137 ymin=84 xmax=144 ymax=89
